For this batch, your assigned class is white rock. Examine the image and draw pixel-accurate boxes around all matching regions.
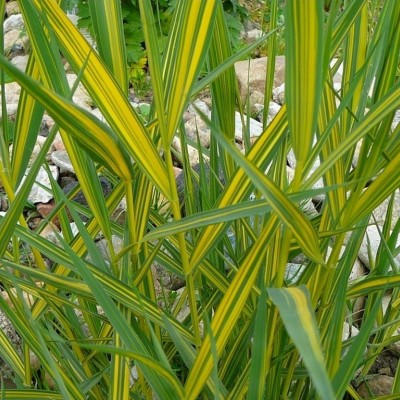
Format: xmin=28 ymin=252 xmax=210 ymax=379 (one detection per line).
xmin=111 ymin=198 xmax=127 ymax=225
xmin=235 ymin=56 xmax=286 ymax=105
xmin=2 ymin=103 xmax=18 ymax=118
xmin=39 ymin=223 xmax=61 ymax=246
xmin=285 ymin=263 xmax=305 ymax=283
xmin=9 ymin=136 xmax=49 ymax=167
xmin=171 ymin=136 xmax=209 ymax=166
xmin=52 ymin=133 xmax=65 ymax=151
xmin=3 ymin=14 xmax=24 ymax=34
xmin=285 ymin=166 xmax=319 ymax=217
xmin=187 ymin=99 xmax=211 ymax=118
xmin=26 ymin=165 xmax=59 ymax=204
xmin=51 ymin=150 xmax=74 ymax=173
xmin=40 ymin=114 xmax=55 ymax=131
xmin=330 ymin=58 xmax=343 ymax=85
xmin=358 ymin=225 xmax=400 ymax=270
xmin=11 ymin=54 xmax=28 ymax=72
xmin=0 ymin=81 xmax=21 ymax=105
xmin=272 ymin=83 xmax=285 ymax=105
xmin=235 ymin=111 xmax=264 ymax=142
xmin=184 ymin=116 xmax=211 ymax=148
xmin=287 ymin=149 xmax=325 ymax=201
xmin=4 ymin=28 xmax=29 ymax=53
xmin=5 ymin=1 xmax=20 ymax=16
xmin=349 ymin=257 xmax=366 ymax=281
xmin=246 ymin=28 xmax=262 ymax=41
xmin=268 ymin=102 xmax=281 ymax=121
xmin=392 ymin=109 xmax=400 ymax=131
xmin=342 ymin=321 xmax=360 ymax=341
xmin=66 ymin=74 xmax=93 ymax=110
xmin=69 ymin=222 xmax=79 ymax=237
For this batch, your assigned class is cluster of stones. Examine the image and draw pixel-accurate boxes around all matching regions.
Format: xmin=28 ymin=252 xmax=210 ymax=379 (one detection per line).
xmin=1 ymin=4 xmax=400 ymax=395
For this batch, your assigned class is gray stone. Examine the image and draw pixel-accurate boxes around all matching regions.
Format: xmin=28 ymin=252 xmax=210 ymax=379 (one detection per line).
xmin=285 ymin=263 xmax=305 ymax=283
xmin=152 ymin=261 xmax=185 ymax=291
xmin=51 ymin=150 xmax=74 ymax=173
xmin=357 ymin=375 xmax=394 ymax=397
xmin=235 ymin=57 xmax=342 ymax=108
xmin=3 ymin=14 xmax=24 ymax=34
xmin=187 ymin=99 xmax=211 ymax=118
xmin=248 ymin=90 xmax=265 ymax=112
xmin=26 ymin=165 xmax=59 ymax=204
xmin=96 ymin=236 xmax=124 ymax=263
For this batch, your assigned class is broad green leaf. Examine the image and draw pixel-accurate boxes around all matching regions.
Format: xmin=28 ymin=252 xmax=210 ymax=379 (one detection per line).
xmin=0 ymin=56 xmax=133 ymax=181
xmin=0 ymin=328 xmax=24 ymax=380
xmin=268 ymin=286 xmax=335 ymax=400
xmin=87 ymin=0 xmax=127 ymax=90
xmin=0 ymin=391 xmax=63 ymax=399
xmin=285 ymin=0 xmax=324 ymax=178
xmin=246 ymin=283 xmax=268 ymax=399
xmin=348 ymin=274 xmax=400 ymax=299
xmin=30 ymin=1 xmax=171 ymax=198
xmin=10 ymin=56 xmax=44 ymax=187
xmin=18 ymin=0 xmax=115 ymax=241
xmin=163 ymin=1 xmax=218 ymax=143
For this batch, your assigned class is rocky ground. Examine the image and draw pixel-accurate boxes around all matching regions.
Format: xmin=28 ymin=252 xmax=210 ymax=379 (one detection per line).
xmin=1 ymin=1 xmax=400 ymax=396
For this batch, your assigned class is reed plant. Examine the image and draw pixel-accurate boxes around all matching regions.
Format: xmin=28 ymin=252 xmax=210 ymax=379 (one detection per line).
xmin=0 ymin=0 xmax=399 ymax=398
